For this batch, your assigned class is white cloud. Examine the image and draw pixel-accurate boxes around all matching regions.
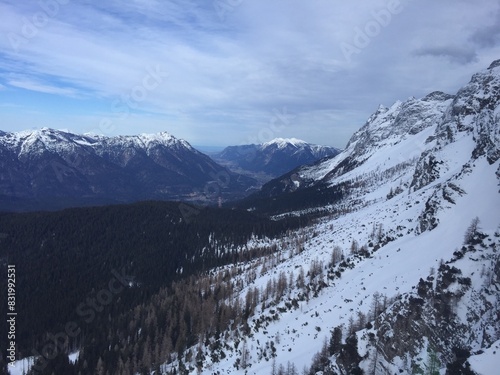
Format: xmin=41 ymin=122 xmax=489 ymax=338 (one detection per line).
xmin=7 ymin=76 xmax=79 ymax=96
xmin=0 ymin=0 xmax=499 ymax=147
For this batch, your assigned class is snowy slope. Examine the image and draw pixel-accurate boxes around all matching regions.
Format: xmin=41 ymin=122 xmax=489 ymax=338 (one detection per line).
xmin=7 ymin=353 xmax=79 ymax=375
xmin=192 ymin=160 xmax=499 ymax=374
xmin=296 ymin=92 xmax=454 ymax=184
xmin=468 ymin=340 xmax=500 ymax=375
xmin=161 ymin=61 xmax=500 ymax=374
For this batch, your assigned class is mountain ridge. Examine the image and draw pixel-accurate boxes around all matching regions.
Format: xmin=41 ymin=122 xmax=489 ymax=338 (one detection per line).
xmin=0 ymin=129 xmax=257 ymax=212
xmin=213 ymin=138 xmax=340 ymax=183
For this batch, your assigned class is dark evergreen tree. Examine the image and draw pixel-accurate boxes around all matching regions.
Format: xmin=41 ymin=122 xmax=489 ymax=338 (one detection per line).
xmin=329 ymin=326 xmax=343 ymax=355
xmin=338 ymin=334 xmax=363 ymax=375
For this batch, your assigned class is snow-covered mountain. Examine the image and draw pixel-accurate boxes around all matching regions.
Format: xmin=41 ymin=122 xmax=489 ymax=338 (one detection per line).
xmin=6 ymin=61 xmax=499 ymax=375
xmin=213 ymin=138 xmax=340 ymax=182
xmin=242 ymin=61 xmax=499 ymax=218
xmin=0 ymin=129 xmax=257 ymax=211
xmin=167 ymin=61 xmax=499 ymax=374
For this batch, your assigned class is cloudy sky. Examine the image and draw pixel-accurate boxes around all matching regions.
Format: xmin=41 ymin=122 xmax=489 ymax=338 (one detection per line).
xmin=0 ymin=0 xmax=499 ymax=148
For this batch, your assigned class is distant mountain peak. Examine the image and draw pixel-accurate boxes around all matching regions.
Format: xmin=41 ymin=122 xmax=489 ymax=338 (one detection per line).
xmin=262 ymin=137 xmax=308 ymax=149
xmin=422 ymin=91 xmax=454 ymax=101
xmin=215 ymin=138 xmax=341 ymax=180
xmin=101 ymin=131 xmax=194 ymax=151
xmin=488 ymin=59 xmax=500 ymax=69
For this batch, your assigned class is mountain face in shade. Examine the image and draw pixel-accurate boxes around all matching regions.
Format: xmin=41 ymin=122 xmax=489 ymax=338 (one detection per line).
xmin=0 ymin=129 xmax=257 ymax=211
xmin=213 ymin=138 xmax=340 ymax=181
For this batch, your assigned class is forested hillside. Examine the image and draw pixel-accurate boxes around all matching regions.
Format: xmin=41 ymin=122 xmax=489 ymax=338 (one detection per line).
xmin=0 ymin=201 xmax=305 ymax=374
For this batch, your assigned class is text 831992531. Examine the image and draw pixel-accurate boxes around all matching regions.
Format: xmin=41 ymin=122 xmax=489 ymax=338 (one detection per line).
xmin=6 ymin=265 xmax=17 ymax=367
